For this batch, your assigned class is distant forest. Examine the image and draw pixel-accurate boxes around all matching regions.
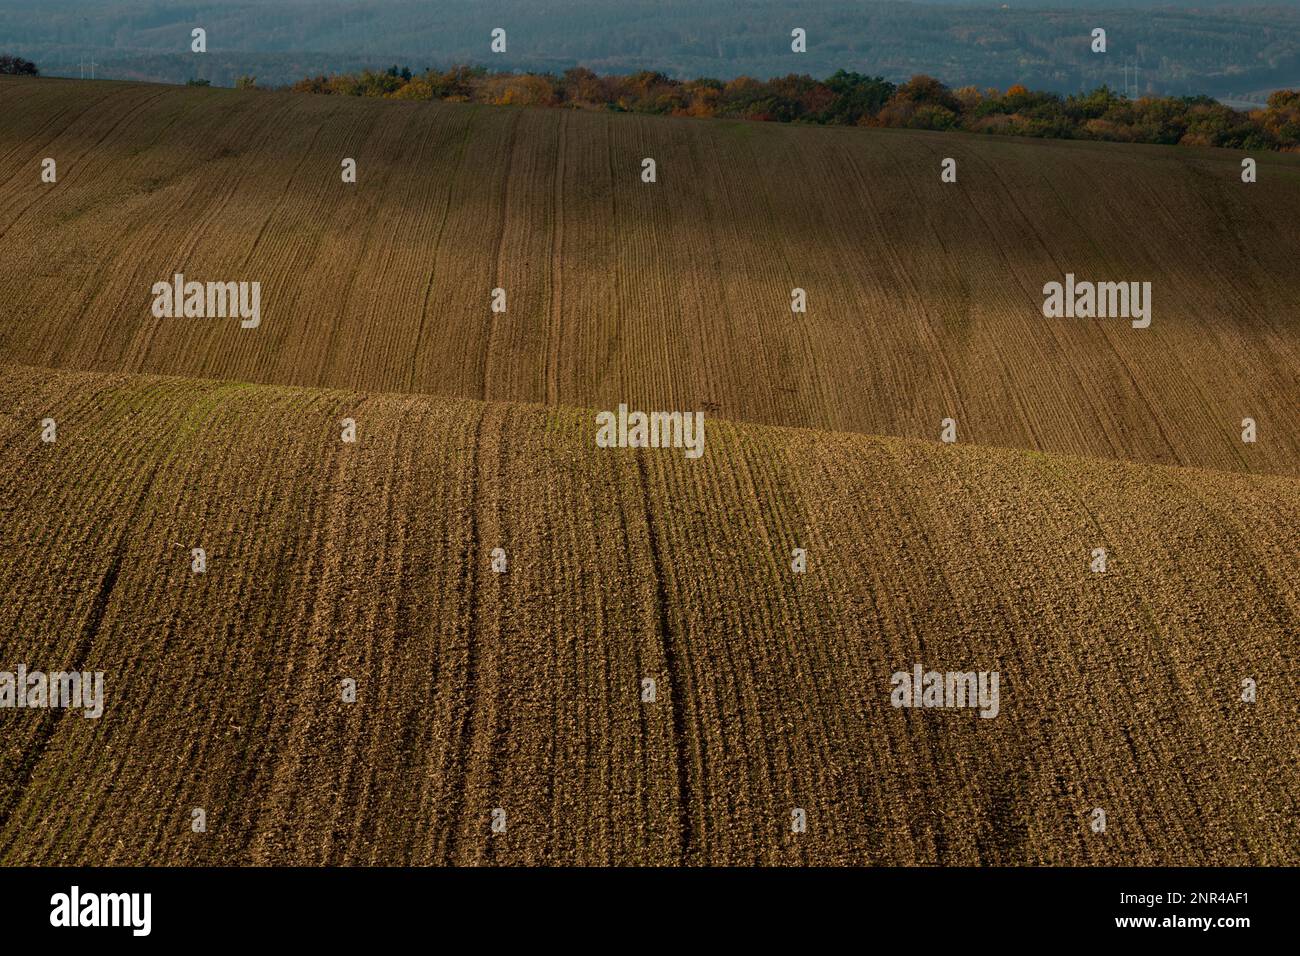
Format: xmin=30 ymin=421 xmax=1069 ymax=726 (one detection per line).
xmin=3 ymin=0 xmax=1298 ymax=102
xmin=278 ymin=66 xmax=1300 ymax=151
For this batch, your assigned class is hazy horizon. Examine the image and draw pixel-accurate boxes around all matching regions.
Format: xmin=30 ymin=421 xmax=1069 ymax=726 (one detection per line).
xmin=2 ymin=0 xmax=1298 ymax=100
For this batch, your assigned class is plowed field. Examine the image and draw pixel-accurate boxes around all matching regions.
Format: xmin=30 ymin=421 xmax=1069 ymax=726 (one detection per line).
xmin=1 ymin=77 xmax=1298 ymax=473
xmin=0 ymin=365 xmax=1295 ymax=864
xmin=0 ymin=78 xmax=1296 ymax=865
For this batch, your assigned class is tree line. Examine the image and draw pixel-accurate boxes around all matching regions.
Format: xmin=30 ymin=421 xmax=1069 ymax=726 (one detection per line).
xmin=285 ymin=66 xmax=1300 ymax=151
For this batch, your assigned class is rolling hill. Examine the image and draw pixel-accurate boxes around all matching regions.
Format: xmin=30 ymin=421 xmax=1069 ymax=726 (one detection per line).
xmin=0 ymin=78 xmax=1296 ymax=865
xmin=1 ymin=77 xmax=1298 ymax=474
xmin=0 ymin=365 xmax=1295 ymax=864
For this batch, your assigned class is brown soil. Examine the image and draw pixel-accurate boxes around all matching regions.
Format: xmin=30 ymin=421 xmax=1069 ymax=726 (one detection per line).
xmin=1 ymin=78 xmax=1297 ymax=474
xmin=0 ymin=79 xmax=1296 ymax=865
xmin=0 ymin=366 xmax=1294 ymax=864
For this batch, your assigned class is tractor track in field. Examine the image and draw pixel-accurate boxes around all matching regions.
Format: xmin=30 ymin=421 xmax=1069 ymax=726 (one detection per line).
xmin=0 ymin=547 xmax=123 ymax=847
xmin=443 ymin=405 xmax=489 ymax=863
xmin=0 ymin=458 xmax=159 ymax=852
xmin=634 ymin=450 xmax=697 ymax=863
